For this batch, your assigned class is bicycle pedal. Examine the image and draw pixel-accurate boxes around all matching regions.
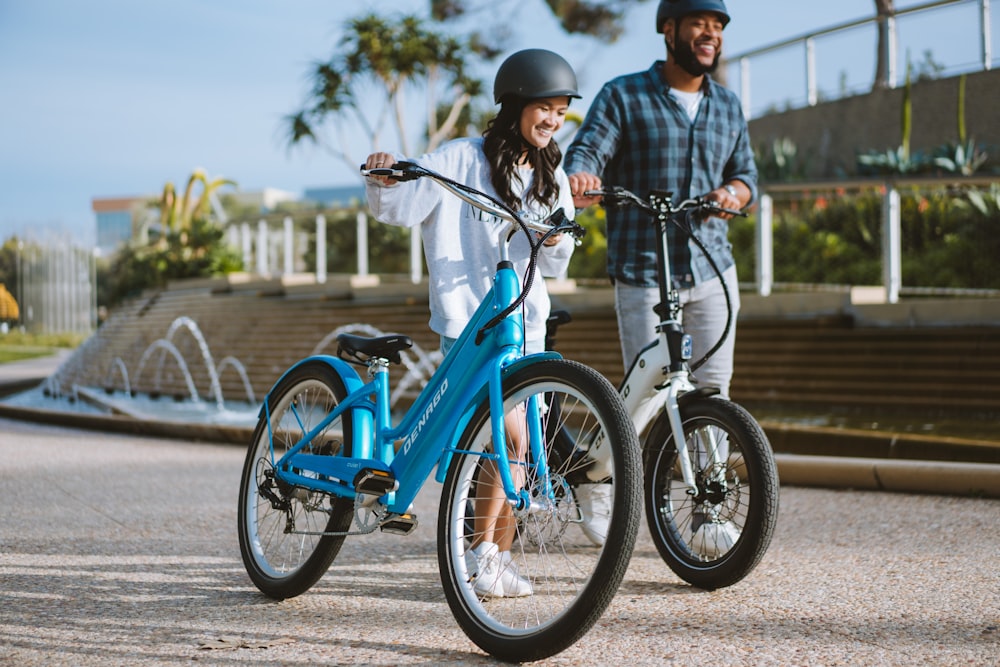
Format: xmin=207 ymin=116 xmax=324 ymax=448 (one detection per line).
xmin=353 ymin=468 xmax=398 ymax=496
xmin=379 ymin=512 xmax=418 ymax=535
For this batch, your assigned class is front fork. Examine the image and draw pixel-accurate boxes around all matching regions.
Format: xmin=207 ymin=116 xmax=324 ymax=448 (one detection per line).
xmin=488 ymin=349 xmax=550 ymax=512
xmin=585 ymin=349 xmax=724 ymax=494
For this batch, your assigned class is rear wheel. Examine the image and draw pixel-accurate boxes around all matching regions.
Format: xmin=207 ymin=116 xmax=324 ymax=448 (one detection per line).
xmin=237 ymin=360 xmax=355 ymax=600
xmin=644 ymin=397 xmax=779 ymax=590
xmin=438 ymin=359 xmax=641 ymax=663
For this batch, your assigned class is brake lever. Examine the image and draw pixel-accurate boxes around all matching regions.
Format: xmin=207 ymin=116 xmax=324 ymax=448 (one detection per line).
xmin=700 ymin=199 xmax=747 ymax=217
xmin=542 ymin=208 xmax=587 ymax=240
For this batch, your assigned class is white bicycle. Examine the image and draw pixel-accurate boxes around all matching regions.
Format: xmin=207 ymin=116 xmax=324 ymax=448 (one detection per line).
xmin=547 ymin=186 xmax=780 ymax=590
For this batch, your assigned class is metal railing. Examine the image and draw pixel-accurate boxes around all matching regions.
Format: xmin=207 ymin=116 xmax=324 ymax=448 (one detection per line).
xmin=13 ymin=239 xmax=97 ymax=335
xmin=754 ymin=175 xmax=1000 ymax=302
xmin=726 ymin=0 xmax=994 ymax=120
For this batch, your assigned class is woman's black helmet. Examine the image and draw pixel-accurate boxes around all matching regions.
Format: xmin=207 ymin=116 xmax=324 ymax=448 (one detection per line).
xmin=655 ymin=0 xmax=730 ymax=32
xmin=493 ymin=49 xmax=581 ymax=104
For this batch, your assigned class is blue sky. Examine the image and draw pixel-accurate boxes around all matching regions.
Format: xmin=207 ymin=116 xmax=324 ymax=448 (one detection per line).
xmin=0 ymin=0 xmax=934 ymax=246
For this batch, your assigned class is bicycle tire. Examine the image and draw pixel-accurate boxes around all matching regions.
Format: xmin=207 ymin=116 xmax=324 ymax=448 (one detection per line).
xmin=237 ymin=360 xmax=355 ymax=600
xmin=438 ymin=359 xmax=641 ymax=662
xmin=643 ymin=396 xmax=779 ymax=590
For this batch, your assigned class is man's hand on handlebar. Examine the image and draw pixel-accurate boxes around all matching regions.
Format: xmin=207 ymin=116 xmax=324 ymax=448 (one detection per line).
xmin=704 ymin=182 xmax=745 ymax=220
xmin=568 ymin=172 xmax=603 ymax=209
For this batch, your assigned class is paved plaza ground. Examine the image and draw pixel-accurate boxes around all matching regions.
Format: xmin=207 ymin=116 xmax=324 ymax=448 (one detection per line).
xmin=1 ymin=416 xmax=997 ymax=666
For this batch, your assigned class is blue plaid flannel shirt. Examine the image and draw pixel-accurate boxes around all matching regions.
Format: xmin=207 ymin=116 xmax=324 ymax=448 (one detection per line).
xmin=565 ymin=62 xmax=758 ymax=288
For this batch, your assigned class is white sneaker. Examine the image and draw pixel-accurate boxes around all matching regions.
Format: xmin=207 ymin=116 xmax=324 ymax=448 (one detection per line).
xmin=575 ymin=483 xmax=612 ymax=546
xmin=465 ymin=542 xmax=533 ymax=598
xmin=691 ymin=519 xmax=740 ymax=559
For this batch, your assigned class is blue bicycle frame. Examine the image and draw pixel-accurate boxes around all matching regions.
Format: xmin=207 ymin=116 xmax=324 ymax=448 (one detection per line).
xmin=262 ymin=232 xmax=561 ymax=518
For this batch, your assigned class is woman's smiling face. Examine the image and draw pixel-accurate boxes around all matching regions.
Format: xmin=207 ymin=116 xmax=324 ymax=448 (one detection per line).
xmin=519 ymin=96 xmax=571 ymax=150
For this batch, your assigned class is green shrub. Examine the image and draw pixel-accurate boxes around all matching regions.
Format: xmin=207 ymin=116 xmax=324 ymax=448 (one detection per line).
xmin=742 ymin=187 xmax=1000 ymax=291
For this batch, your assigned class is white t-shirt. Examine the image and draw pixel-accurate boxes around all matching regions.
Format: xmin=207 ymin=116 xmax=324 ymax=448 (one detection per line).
xmin=365 ymin=138 xmax=575 ymax=342
xmin=669 ymin=88 xmax=704 ymax=122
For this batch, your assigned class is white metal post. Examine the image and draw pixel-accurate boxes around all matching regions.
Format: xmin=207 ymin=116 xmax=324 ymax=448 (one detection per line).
xmin=283 ymin=216 xmax=294 ymax=275
xmin=240 ymin=222 xmax=252 ymax=271
xmin=315 ymin=214 xmax=327 ymax=284
xmin=410 ymin=226 xmax=422 ymax=285
xmin=806 ymin=37 xmax=817 ymax=106
xmin=757 ymin=194 xmax=774 ymax=297
xmin=356 ymin=211 xmax=369 ymax=277
xmin=983 ymin=0 xmax=993 ymax=70
xmin=882 ymin=185 xmax=901 ymax=304
xmin=887 ymin=15 xmax=898 ymax=88
xmin=16 ymin=240 xmax=23 ymax=329
xmin=256 ymin=220 xmax=268 ymax=276
xmin=739 ymin=57 xmax=751 ymax=120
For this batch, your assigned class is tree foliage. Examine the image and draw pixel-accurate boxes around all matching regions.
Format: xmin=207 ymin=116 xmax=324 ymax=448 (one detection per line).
xmin=431 ymin=0 xmax=651 ymax=41
xmin=99 ymin=169 xmax=242 ymax=309
xmin=285 ymin=13 xmax=498 ymax=171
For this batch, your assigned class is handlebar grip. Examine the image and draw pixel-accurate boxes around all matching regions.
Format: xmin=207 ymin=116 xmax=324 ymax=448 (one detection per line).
xmin=359 ymin=161 xmax=422 ymax=181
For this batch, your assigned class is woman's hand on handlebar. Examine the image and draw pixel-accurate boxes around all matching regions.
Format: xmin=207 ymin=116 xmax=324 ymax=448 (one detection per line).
xmin=538 ymin=232 xmax=563 ymax=247
xmin=363 ymin=152 xmax=398 ymax=186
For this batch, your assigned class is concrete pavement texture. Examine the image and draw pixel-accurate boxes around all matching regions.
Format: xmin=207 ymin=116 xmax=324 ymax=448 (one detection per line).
xmin=1 ymin=417 xmax=998 ymax=666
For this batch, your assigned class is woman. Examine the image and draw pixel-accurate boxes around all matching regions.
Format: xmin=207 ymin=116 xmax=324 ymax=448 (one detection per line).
xmin=363 ymin=48 xmax=579 ymax=598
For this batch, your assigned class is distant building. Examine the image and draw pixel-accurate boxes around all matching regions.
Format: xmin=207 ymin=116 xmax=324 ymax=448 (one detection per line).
xmin=302 ymin=184 xmax=366 ymax=208
xmin=227 ymin=187 xmax=298 ymax=213
xmin=91 ymin=196 xmax=154 ymax=257
xmin=92 ymin=187 xmax=303 ymax=258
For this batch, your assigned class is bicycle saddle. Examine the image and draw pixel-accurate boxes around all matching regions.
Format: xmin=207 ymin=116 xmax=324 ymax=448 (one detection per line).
xmin=337 ymin=332 xmax=413 ymax=364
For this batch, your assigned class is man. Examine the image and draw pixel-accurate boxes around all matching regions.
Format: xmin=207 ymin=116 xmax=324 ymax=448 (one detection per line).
xmin=565 ymin=0 xmax=758 ymax=546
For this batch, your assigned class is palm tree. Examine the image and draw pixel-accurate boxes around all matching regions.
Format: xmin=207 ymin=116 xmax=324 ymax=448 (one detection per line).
xmin=285 ymin=13 xmax=494 ymax=171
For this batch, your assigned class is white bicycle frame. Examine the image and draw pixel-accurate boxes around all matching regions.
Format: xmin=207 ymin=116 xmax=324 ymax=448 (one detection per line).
xmin=579 ymin=191 xmax=733 ymax=492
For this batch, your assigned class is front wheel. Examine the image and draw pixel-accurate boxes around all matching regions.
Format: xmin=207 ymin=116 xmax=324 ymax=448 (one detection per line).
xmin=644 ymin=397 xmax=779 ymax=590
xmin=438 ymin=359 xmax=641 ymax=663
xmin=237 ymin=360 xmax=356 ymax=600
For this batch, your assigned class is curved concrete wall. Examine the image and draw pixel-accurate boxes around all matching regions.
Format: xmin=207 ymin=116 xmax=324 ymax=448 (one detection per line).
xmin=747 ymin=69 xmax=1000 ymax=180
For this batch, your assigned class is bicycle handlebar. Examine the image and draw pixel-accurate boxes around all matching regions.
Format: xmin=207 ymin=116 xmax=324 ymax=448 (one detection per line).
xmin=583 ymin=186 xmax=747 ymax=219
xmin=362 ymin=162 xmax=587 ymax=241
xmin=362 ymin=161 xmax=587 ymax=341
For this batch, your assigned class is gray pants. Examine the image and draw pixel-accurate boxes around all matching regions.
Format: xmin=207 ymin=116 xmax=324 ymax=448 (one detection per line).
xmin=614 ymin=265 xmax=740 ymax=398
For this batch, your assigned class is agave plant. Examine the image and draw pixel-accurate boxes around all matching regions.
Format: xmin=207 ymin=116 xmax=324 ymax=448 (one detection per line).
xmin=856 ymin=145 xmax=932 ymax=175
xmin=932 ymin=139 xmax=989 ymax=176
xmin=151 ymin=169 xmax=237 ymax=235
xmin=932 ymin=75 xmax=990 ymax=176
xmin=958 ymin=183 xmax=1000 ymax=216
xmin=856 ymin=60 xmax=931 ymax=175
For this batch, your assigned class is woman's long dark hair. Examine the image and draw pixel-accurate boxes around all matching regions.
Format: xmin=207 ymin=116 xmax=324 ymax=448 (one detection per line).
xmin=482 ymin=98 xmax=562 ymax=212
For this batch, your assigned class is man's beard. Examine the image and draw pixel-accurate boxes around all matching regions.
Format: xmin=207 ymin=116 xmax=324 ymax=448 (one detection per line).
xmin=667 ymin=37 xmax=720 ymax=77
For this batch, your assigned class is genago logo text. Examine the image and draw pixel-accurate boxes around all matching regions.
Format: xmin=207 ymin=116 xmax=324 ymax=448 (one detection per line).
xmin=402 ymin=378 xmax=449 ymax=454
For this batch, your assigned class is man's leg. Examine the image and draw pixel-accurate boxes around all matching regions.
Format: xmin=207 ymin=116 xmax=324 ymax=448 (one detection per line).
xmin=677 ymin=265 xmax=740 ymax=398
xmin=613 ymin=282 xmax=660 ymax=372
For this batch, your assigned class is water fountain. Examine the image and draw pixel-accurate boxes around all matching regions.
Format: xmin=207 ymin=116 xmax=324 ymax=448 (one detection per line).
xmin=1 ymin=313 xmax=440 ymax=441
xmin=1 ymin=316 xmax=261 ymax=433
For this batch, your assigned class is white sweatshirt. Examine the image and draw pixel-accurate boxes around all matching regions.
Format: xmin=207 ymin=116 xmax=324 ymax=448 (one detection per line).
xmin=365 ymin=138 xmax=575 ymax=343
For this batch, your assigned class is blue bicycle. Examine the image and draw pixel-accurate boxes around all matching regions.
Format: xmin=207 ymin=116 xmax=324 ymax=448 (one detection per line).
xmin=237 ymin=162 xmax=642 ymax=663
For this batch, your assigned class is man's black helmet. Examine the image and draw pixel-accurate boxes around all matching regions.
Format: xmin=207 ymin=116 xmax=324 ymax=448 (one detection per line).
xmin=493 ymin=49 xmax=580 ymax=104
xmin=655 ymin=0 xmax=730 ymax=33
